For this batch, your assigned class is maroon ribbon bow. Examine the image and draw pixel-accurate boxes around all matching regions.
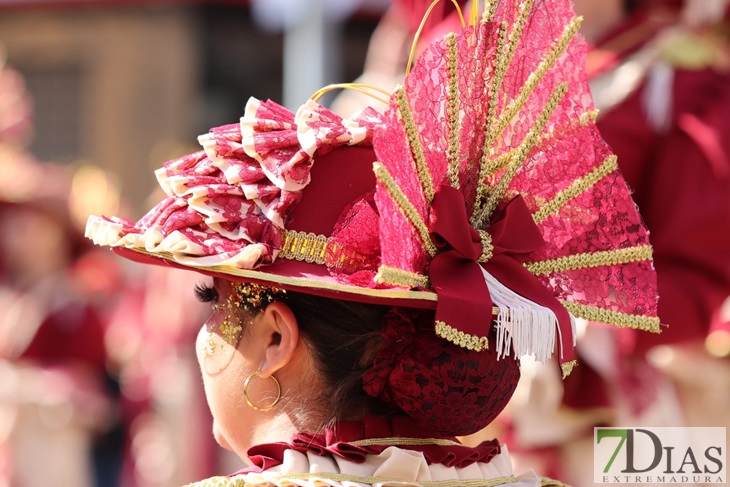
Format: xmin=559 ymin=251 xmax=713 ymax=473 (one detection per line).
xmin=428 ymin=184 xmax=574 ymax=365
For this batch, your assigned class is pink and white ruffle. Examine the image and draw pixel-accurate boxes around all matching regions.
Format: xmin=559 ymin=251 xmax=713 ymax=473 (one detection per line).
xmin=86 ymin=97 xmax=383 ymax=269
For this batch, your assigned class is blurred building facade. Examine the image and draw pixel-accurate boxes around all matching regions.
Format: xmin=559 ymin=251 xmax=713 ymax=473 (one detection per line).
xmin=0 ymin=1 xmax=381 ymax=218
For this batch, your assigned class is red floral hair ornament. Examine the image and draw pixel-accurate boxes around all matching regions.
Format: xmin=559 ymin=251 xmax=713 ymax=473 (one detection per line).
xmin=87 ymin=0 xmax=661 ymax=432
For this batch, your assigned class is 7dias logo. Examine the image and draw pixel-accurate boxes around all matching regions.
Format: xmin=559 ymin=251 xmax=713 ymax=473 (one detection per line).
xmin=594 ymin=427 xmax=726 ymax=484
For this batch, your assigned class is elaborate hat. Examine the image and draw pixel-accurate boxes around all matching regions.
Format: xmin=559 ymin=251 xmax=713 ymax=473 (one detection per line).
xmin=87 ymin=0 xmax=660 ymax=381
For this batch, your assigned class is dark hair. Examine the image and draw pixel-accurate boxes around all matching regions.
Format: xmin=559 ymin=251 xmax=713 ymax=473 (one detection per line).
xmin=281 ymin=291 xmax=399 ymax=423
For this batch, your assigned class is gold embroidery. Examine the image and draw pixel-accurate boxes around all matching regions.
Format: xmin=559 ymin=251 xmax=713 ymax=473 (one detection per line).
xmin=525 ymin=245 xmax=653 ymax=275
xmin=532 ymin=154 xmax=617 ymax=223
xmin=350 ymin=437 xmax=463 ymax=447
xmin=476 ymin=82 xmax=568 ymax=226
xmin=478 ymin=230 xmax=493 ymax=263
xmin=396 ymin=88 xmax=435 ymax=203
xmin=435 ymin=320 xmax=489 ymax=351
xmin=561 ymin=301 xmax=661 ymax=332
xmin=446 ymin=33 xmax=461 ymax=189
xmin=373 ymin=162 xmax=438 ymax=257
xmin=561 ymin=360 xmax=578 ymax=379
xmin=375 ymin=265 xmax=430 ymax=288
xmin=279 ymin=229 xmax=330 ymax=265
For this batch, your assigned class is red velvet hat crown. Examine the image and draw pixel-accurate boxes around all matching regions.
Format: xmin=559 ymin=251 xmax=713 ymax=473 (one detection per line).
xmin=87 ymin=0 xmax=661 ymax=380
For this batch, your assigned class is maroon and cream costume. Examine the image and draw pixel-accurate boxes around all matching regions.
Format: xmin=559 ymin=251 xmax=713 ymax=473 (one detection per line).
xmin=86 ymin=1 xmax=662 ymax=486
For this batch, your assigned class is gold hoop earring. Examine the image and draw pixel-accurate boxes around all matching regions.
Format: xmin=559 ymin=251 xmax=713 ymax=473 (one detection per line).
xmin=243 ymin=370 xmax=281 ymax=411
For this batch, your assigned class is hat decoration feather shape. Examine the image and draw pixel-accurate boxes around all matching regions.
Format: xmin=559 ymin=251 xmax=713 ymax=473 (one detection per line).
xmin=87 ymin=0 xmax=661 ymax=377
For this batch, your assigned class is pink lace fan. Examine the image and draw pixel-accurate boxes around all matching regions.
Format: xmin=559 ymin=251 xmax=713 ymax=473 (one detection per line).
xmin=365 ymin=0 xmax=660 ymax=375
xmin=84 ymin=0 xmax=660 ymax=379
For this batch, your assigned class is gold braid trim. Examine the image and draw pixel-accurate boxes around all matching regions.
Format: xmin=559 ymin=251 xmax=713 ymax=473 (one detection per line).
xmin=396 ymin=87 xmax=435 ymax=203
xmin=541 ymin=477 xmax=572 ymax=487
xmin=478 ymin=230 xmax=494 ymax=263
xmin=349 ymin=437 xmax=463 ymax=447
xmin=479 ymin=108 xmax=599 ymax=178
xmin=375 ymin=265 xmax=430 ymax=288
xmin=482 ymin=16 xmax=582 ymax=187
xmin=483 ymin=0 xmax=498 ymax=22
xmin=269 ymin=474 xmax=518 ymax=487
xmin=446 ymin=33 xmax=461 ymax=189
xmin=476 ymin=21 xmax=509 ymax=209
xmin=474 ymin=16 xmax=581 ymax=222
xmin=186 ymin=477 xmax=238 ymax=487
xmin=485 ymin=20 xmax=509 ymax=139
xmin=373 ymin=162 xmax=438 ymax=257
xmin=477 ymin=82 xmax=568 ymax=226
xmin=128 ymin=248 xmax=438 ymax=302
xmin=435 ymin=320 xmax=489 ymax=351
xmin=582 ymin=109 xmax=599 ymax=124
xmin=525 ymin=245 xmax=654 ymax=275
xmin=186 ymin=475 xmax=520 ymax=487
xmin=561 ymin=301 xmax=661 ymax=332
xmin=279 ymin=229 xmax=330 ymax=265
xmin=532 ymin=154 xmax=618 ymax=223
xmin=561 ymin=360 xmax=578 ymax=379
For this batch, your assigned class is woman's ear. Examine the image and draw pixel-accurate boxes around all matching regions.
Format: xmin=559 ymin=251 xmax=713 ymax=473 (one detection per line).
xmin=257 ymin=301 xmax=300 ymax=377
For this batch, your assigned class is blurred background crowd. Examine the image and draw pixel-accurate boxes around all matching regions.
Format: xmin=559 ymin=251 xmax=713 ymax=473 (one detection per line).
xmin=0 ymin=1 xmax=728 ymax=486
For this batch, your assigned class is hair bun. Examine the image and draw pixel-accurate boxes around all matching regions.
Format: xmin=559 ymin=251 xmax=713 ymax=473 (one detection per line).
xmin=363 ymin=308 xmax=520 ymax=437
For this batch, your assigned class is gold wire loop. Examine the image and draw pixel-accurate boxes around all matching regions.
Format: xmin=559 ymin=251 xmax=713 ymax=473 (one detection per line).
xmin=406 ymin=0 xmax=467 ymax=76
xmin=243 ymin=370 xmax=281 ymax=411
xmin=310 ymin=83 xmax=392 ymax=105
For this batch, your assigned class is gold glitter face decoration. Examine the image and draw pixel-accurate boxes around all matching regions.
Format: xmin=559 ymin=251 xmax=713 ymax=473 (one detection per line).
xmin=196 ymin=280 xmax=287 ymax=375
xmin=229 ymin=282 xmax=288 ymax=313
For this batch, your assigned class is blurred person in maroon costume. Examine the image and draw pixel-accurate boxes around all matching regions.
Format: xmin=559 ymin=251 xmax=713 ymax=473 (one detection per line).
xmin=570 ymin=0 xmax=730 ymax=424
xmin=0 ymin=52 xmax=122 ymax=487
xmin=582 ymin=0 xmax=730 ymax=357
xmin=496 ymin=1 xmax=730 ymax=485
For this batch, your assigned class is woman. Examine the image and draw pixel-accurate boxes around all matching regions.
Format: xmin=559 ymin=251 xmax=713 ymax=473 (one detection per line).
xmin=87 ymin=0 xmax=661 ymax=485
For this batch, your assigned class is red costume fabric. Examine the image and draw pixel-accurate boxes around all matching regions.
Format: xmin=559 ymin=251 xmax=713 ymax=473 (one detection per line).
xmin=589 ymin=8 xmax=730 ymax=354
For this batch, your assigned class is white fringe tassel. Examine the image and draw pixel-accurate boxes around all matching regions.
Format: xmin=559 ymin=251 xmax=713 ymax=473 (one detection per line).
xmin=481 ymin=267 xmax=576 ymax=363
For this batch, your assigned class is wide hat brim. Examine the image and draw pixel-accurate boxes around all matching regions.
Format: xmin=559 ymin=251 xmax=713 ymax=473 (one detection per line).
xmin=110 ymin=145 xmax=438 ymax=310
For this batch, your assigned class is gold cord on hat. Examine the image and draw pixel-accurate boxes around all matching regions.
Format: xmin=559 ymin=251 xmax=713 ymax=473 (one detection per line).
xmin=310 ymin=83 xmax=392 ymax=105
xmin=406 ymin=0 xmax=468 ymax=76
xmin=243 ymin=370 xmax=281 ymax=411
